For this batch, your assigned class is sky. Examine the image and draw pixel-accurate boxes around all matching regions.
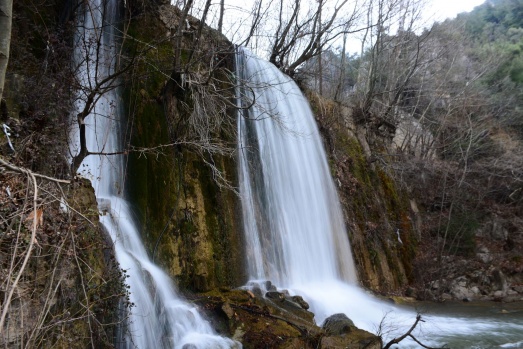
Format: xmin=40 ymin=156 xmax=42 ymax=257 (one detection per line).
xmin=186 ymin=0 xmax=489 ymax=56
xmin=427 ymin=0 xmax=486 ymax=22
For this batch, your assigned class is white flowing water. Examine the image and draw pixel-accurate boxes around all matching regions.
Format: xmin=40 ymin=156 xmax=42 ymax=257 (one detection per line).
xmin=236 ymin=48 xmax=357 ymax=286
xmin=71 ymin=1 xmax=238 ymax=348
xmin=236 ymin=47 xmax=523 ymax=348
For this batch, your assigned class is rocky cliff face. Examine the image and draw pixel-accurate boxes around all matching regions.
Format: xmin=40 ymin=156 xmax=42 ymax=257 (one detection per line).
xmin=309 ymin=90 xmax=523 ymax=302
xmin=123 ymin=4 xmax=246 ymax=293
xmin=0 ymin=173 xmax=123 ymax=348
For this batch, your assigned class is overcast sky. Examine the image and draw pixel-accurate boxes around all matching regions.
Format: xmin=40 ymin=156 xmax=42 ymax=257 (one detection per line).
xmin=197 ymin=0 xmax=489 ymax=56
xmin=427 ymin=0 xmax=486 ymax=22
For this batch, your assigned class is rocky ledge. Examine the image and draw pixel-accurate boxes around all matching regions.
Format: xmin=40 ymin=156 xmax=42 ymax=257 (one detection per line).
xmin=193 ymin=284 xmax=381 ymax=349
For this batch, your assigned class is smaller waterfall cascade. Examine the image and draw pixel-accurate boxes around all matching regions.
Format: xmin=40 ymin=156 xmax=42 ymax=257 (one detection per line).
xmin=236 ymin=48 xmax=523 ymax=348
xmin=71 ymin=1 xmax=238 ymax=348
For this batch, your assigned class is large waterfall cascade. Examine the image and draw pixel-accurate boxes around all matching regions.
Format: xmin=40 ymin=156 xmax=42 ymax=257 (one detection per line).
xmin=236 ymin=48 xmax=357 ymax=287
xmin=71 ymin=1 xmax=238 ymax=348
xmin=236 ymin=47 xmax=523 ymax=348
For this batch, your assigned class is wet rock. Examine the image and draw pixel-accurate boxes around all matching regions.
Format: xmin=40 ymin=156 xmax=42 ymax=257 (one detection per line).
xmin=197 ymin=289 xmax=381 ymax=349
xmin=291 ymin=295 xmax=309 ymax=310
xmin=251 ymin=285 xmax=263 ymax=297
xmin=265 ymin=280 xmax=278 ymax=292
xmin=265 ymin=291 xmax=285 ymax=302
xmin=322 ymin=313 xmax=355 ymax=335
xmin=320 ymin=329 xmax=382 ymax=349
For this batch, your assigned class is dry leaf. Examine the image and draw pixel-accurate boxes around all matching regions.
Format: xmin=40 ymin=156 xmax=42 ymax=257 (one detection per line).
xmin=25 ymin=209 xmax=44 ymax=230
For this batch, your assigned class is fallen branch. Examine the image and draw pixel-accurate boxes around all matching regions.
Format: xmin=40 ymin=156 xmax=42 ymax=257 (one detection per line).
xmin=0 ymin=158 xmax=70 ymax=184
xmin=383 ymin=314 xmax=448 ymax=349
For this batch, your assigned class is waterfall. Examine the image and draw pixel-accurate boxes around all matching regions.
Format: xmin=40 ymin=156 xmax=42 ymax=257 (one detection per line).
xmin=71 ymin=1 xmax=238 ymax=348
xmin=236 ymin=48 xmax=357 ymax=287
xmin=236 ymin=48 xmax=523 ymax=348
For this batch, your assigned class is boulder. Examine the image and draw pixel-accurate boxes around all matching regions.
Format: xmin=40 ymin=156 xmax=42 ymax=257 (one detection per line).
xmin=490 ymin=268 xmax=508 ymax=292
xmin=265 ymin=280 xmax=278 ymax=292
xmin=265 ymin=291 xmax=285 ymax=301
xmin=449 ymin=277 xmax=475 ymax=301
xmin=291 ymin=295 xmax=309 ymax=310
xmin=322 ymin=313 xmax=355 ymax=335
xmin=476 ymin=246 xmax=493 ymax=264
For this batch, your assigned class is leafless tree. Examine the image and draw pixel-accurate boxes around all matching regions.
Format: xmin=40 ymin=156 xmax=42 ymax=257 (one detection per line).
xmin=0 ymin=0 xmax=13 ymax=102
xmin=268 ymin=0 xmax=363 ymax=77
xmin=353 ymin=0 xmax=434 ymax=130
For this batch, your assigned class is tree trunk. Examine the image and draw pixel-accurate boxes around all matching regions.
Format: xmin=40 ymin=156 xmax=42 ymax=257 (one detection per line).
xmin=0 ymin=0 xmax=13 ymax=102
xmin=218 ymin=0 xmax=224 ymax=33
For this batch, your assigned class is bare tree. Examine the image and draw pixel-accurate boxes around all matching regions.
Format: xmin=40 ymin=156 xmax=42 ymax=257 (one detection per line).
xmin=0 ymin=0 xmax=13 ymax=102
xmin=353 ymin=0 xmax=432 ymax=130
xmin=268 ymin=0 xmax=362 ymax=77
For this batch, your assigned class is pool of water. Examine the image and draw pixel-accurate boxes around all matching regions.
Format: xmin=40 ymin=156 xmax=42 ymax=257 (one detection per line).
xmin=290 ymin=280 xmax=523 ymax=349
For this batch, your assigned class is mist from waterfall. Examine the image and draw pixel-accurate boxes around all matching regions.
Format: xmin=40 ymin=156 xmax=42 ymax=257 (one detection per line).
xmin=70 ymin=1 xmax=238 ymax=348
xmin=235 ymin=47 xmax=523 ymax=348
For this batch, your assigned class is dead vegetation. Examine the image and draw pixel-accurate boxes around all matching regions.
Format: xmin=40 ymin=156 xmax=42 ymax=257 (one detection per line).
xmin=0 ymin=159 xmax=125 ymax=348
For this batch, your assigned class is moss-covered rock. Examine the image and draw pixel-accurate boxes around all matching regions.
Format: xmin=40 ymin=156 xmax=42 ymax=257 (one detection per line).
xmin=194 ymin=288 xmax=381 ymax=349
xmin=124 ymin=5 xmax=245 ymax=292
